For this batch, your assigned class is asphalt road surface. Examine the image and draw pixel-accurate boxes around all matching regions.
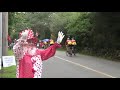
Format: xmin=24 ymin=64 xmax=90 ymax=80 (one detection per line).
xmin=41 ymin=51 xmax=120 ymax=78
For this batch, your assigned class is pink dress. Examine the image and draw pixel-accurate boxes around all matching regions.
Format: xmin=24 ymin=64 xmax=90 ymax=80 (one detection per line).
xmin=13 ymin=39 xmax=61 ymax=78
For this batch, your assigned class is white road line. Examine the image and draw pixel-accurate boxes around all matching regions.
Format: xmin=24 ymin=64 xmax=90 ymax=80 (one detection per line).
xmin=55 ymin=56 xmax=117 ymax=78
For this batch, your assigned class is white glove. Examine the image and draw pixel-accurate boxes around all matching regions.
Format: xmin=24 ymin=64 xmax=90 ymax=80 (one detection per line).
xmin=21 ymin=30 xmax=29 ymax=40
xmin=57 ymin=31 xmax=65 ymax=44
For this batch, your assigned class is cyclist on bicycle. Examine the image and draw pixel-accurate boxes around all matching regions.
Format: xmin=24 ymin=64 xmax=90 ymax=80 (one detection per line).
xmin=65 ymin=37 xmax=73 ymax=56
xmin=71 ymin=37 xmax=77 ymax=55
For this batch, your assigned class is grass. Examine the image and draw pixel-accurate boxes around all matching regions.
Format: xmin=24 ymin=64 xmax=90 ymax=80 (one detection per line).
xmin=0 ymin=49 xmax=16 ymax=78
xmin=0 ymin=66 xmax=16 ymax=78
xmin=8 ymin=49 xmax=14 ymax=55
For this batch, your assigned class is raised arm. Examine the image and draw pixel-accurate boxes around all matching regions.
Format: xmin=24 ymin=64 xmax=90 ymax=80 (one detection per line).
xmin=37 ymin=31 xmax=65 ymax=61
xmin=36 ymin=43 xmax=61 ymax=61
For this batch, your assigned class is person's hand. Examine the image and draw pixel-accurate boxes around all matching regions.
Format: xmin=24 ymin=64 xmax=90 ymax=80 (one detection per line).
xmin=57 ymin=31 xmax=65 ymax=44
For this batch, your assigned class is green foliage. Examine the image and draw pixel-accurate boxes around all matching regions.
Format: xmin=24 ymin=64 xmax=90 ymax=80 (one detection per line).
xmin=8 ymin=12 xmax=120 ymax=60
xmin=8 ymin=12 xmax=29 ymax=40
xmin=24 ymin=12 xmax=52 ymax=39
xmin=93 ymin=12 xmax=120 ymax=59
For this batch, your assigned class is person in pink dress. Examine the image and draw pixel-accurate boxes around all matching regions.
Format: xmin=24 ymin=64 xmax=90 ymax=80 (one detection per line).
xmin=13 ymin=29 xmax=65 ymax=78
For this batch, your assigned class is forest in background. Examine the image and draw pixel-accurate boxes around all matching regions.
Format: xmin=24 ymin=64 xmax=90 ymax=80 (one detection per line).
xmin=8 ymin=12 xmax=120 ymax=60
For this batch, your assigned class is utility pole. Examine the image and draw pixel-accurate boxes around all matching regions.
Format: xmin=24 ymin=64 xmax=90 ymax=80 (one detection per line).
xmin=0 ymin=12 xmax=2 ymax=72
xmin=2 ymin=12 xmax=8 ymax=56
xmin=0 ymin=12 xmax=8 ymax=78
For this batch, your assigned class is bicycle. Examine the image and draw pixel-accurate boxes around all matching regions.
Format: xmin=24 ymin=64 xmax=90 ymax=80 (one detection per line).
xmin=66 ymin=45 xmax=73 ymax=57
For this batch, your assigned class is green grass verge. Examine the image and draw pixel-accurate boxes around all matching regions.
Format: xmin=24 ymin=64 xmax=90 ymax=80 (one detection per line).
xmin=8 ymin=49 xmax=14 ymax=55
xmin=0 ymin=66 xmax=16 ymax=78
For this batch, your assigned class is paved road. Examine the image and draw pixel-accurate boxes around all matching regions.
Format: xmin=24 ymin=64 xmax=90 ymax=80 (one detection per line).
xmin=42 ymin=51 xmax=120 ymax=78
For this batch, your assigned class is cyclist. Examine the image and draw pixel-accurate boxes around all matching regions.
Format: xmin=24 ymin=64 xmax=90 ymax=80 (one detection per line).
xmin=65 ymin=37 xmax=73 ymax=56
xmin=71 ymin=37 xmax=77 ymax=55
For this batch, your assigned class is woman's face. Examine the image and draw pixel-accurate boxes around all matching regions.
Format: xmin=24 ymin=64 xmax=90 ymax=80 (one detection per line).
xmin=22 ymin=39 xmax=35 ymax=47
xmin=22 ymin=42 xmax=34 ymax=47
xmin=28 ymin=43 xmax=34 ymax=47
xmin=27 ymin=41 xmax=35 ymax=47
